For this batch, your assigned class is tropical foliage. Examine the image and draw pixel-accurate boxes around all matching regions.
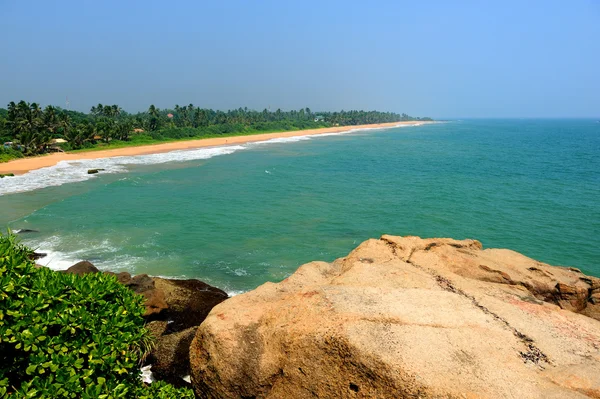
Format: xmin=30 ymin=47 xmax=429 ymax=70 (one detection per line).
xmin=0 ymin=233 xmax=195 ymax=398
xmin=0 ymin=100 xmax=432 ymax=162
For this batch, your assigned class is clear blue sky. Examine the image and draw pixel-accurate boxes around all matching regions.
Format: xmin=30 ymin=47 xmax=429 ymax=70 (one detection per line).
xmin=1 ymin=0 xmax=598 ymax=118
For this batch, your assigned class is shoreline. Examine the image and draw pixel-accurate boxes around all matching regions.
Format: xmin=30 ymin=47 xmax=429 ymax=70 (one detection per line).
xmin=0 ymin=121 xmax=430 ymax=175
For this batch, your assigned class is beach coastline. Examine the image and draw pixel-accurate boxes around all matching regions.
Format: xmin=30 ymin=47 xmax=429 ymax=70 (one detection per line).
xmin=0 ymin=121 xmax=430 ymax=175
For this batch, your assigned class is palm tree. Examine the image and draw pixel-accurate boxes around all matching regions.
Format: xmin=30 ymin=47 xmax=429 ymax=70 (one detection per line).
xmin=43 ymin=106 xmax=58 ymax=135
xmin=148 ymin=105 xmax=160 ymax=131
xmin=111 ymin=104 xmax=121 ymax=118
xmin=187 ymin=104 xmax=195 ymax=127
xmin=115 ymin=120 xmax=133 ymax=141
xmin=64 ymin=121 xmax=93 ymax=149
xmin=58 ymin=112 xmax=71 ymax=138
xmin=7 ymin=101 xmax=45 ymax=154
xmin=96 ymin=118 xmax=115 ymax=143
xmin=103 ymin=105 xmax=113 ymax=118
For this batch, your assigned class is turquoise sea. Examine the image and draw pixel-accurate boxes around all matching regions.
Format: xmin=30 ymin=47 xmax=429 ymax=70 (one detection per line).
xmin=1 ymin=119 xmax=598 ymax=294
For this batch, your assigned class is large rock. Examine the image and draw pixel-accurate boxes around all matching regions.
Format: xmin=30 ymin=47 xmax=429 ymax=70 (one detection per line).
xmin=122 ymin=274 xmax=169 ymax=316
xmin=60 ymin=260 xmax=229 ymax=386
xmin=138 ymin=278 xmax=228 ymax=385
xmin=115 ymin=273 xmax=228 ymax=385
xmin=153 ymin=278 xmax=228 ymax=332
xmin=190 ymin=235 xmax=600 ymax=399
xmin=116 ymin=273 xmax=228 ymax=325
xmin=148 ymin=327 xmax=198 ymax=387
xmin=62 ymin=260 xmax=100 ymax=275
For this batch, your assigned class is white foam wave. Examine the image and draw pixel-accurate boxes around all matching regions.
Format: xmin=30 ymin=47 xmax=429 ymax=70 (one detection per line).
xmin=0 ymin=145 xmax=245 ymax=196
xmin=34 ymin=248 xmax=82 ymax=270
xmin=25 ymin=235 xmax=145 ymax=273
xmin=0 ymin=123 xmax=429 ymax=196
xmin=251 ymin=135 xmax=312 ymax=145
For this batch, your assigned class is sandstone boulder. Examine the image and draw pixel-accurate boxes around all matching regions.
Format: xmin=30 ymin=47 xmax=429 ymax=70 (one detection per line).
xmin=190 ymin=235 xmax=600 ymax=399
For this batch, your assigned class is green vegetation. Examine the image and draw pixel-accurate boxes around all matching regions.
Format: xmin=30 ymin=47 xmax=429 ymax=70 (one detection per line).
xmin=0 ymin=233 xmax=195 ymax=398
xmin=0 ymin=147 xmax=23 ymax=163
xmin=0 ymin=101 xmax=432 ymax=161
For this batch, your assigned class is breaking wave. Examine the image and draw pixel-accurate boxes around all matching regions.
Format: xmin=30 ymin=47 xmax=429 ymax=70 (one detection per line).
xmin=0 ymin=123 xmax=426 ymax=196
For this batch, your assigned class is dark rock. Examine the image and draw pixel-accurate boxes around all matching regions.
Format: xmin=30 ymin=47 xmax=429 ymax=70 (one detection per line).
xmin=0 ymin=173 xmax=15 ymax=178
xmin=153 ymin=278 xmax=228 ymax=332
xmin=148 ymin=327 xmax=197 ymax=388
xmin=146 ymin=320 xmax=169 ymax=339
xmin=123 ymin=274 xmax=168 ymax=316
xmin=14 ymin=229 xmax=39 ymax=234
xmin=125 ymin=274 xmax=155 ymax=293
xmin=116 ymin=271 xmax=132 ymax=284
xmin=132 ymin=278 xmax=227 ymax=387
xmin=63 ymin=261 xmax=100 ymax=275
xmin=87 ymin=168 xmax=105 ymax=174
xmin=29 ymin=252 xmax=47 ymax=260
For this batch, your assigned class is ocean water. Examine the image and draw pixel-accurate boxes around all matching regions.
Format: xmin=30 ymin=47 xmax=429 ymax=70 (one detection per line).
xmin=0 ymin=120 xmax=598 ymax=294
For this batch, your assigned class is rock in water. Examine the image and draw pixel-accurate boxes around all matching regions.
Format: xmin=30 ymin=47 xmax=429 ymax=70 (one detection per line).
xmin=14 ymin=229 xmax=39 ymax=234
xmin=190 ymin=235 xmax=600 ymax=398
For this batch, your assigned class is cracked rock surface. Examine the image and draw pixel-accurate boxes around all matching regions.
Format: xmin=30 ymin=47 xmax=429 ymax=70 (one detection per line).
xmin=190 ymin=236 xmax=600 ymax=398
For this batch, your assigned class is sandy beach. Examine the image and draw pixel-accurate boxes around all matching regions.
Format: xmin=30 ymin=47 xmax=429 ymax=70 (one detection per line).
xmin=0 ymin=121 xmax=429 ymax=175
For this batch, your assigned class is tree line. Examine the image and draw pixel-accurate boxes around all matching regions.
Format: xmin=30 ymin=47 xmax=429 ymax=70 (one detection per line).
xmin=0 ymin=100 xmax=432 ymax=158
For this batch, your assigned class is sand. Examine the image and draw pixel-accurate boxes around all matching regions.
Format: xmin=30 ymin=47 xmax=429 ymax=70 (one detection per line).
xmin=0 ymin=121 xmax=429 ymax=175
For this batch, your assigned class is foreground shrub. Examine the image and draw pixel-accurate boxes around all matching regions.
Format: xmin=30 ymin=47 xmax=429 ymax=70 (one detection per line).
xmin=0 ymin=233 xmax=194 ymax=398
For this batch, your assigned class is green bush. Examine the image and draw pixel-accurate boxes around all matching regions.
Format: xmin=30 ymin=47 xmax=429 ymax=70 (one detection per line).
xmin=0 ymin=233 xmax=195 ymax=398
xmin=0 ymin=147 xmax=24 ymax=163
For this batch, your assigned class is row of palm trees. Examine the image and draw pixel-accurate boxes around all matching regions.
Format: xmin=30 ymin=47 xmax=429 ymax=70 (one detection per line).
xmin=5 ymin=101 xmax=132 ymax=154
xmin=139 ymin=105 xmax=429 ymax=132
xmin=2 ymin=101 xmax=432 ymax=156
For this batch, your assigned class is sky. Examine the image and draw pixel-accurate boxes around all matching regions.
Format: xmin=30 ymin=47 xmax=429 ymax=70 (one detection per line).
xmin=0 ymin=0 xmax=598 ymax=118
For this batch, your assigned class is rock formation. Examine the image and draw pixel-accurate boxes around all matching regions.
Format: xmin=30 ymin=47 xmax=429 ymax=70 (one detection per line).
xmin=190 ymin=235 xmax=600 ymax=398
xmin=62 ymin=263 xmax=229 ymax=386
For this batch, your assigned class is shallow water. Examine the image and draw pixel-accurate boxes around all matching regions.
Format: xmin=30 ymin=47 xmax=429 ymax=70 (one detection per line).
xmin=1 ymin=120 xmax=598 ymax=294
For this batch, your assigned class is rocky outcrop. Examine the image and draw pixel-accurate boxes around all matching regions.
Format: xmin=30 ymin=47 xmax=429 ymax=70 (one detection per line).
xmin=116 ymin=273 xmax=228 ymax=383
xmin=152 ymin=278 xmax=228 ymax=332
xmin=61 ymin=261 xmax=229 ymax=386
xmin=120 ymin=275 xmax=229 ymax=383
xmin=190 ymin=235 xmax=600 ymax=399
xmin=121 ymin=274 xmax=169 ymax=316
